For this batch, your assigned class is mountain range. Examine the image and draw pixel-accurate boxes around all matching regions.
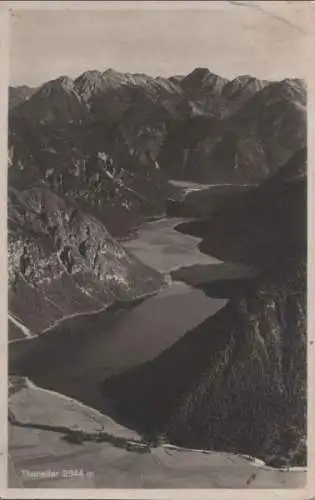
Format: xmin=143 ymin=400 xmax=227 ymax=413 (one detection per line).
xmin=8 ymin=67 xmax=307 ymax=468
xmin=9 ymin=67 xmax=306 ymax=200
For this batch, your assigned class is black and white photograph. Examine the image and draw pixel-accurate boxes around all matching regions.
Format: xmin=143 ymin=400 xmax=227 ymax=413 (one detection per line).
xmin=6 ymin=1 xmax=309 ymax=493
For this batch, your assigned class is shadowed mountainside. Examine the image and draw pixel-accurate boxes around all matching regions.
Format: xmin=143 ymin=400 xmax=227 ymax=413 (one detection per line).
xmin=101 ymin=151 xmax=307 ymax=468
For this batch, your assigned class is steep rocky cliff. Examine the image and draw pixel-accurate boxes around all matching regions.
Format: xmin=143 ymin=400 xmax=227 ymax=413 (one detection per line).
xmin=8 ymin=114 xmax=170 ymax=237
xmin=8 ymin=186 xmax=164 ymax=336
xmin=102 ymin=151 xmax=307 ymax=467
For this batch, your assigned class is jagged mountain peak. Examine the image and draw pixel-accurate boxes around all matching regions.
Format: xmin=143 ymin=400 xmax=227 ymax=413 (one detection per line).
xmin=74 ymin=70 xmax=106 ymax=102
xmin=222 ymin=75 xmax=270 ymax=100
xmin=10 ymin=73 xmax=84 ymax=123
xmin=57 ymin=75 xmax=74 ymax=84
xmin=102 ymin=68 xmax=156 ymax=88
xmin=282 ymin=77 xmax=306 ymax=87
xmin=75 ymin=70 xmax=103 ymax=82
xmin=252 ymin=77 xmax=306 ymax=107
xmin=98 ymin=68 xmax=134 ymax=90
xmin=103 ymin=67 xmax=122 ymax=76
xmin=279 ymin=78 xmax=306 ymax=99
xmin=45 ymin=75 xmax=75 ymax=90
xmin=181 ymin=67 xmax=229 ymax=94
xmin=234 ymin=74 xmax=264 ymax=82
xmin=227 ymin=74 xmax=267 ymax=86
xmin=186 ymin=67 xmax=214 ymax=78
xmin=33 ymin=75 xmax=78 ymax=100
xmin=102 ymin=68 xmax=129 ymax=82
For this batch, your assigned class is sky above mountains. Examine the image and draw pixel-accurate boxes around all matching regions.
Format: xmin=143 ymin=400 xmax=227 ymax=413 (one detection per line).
xmin=10 ymin=2 xmax=310 ymax=87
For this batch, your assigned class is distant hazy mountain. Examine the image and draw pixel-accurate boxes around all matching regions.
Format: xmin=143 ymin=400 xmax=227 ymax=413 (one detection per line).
xmin=9 ymin=85 xmax=37 ymax=110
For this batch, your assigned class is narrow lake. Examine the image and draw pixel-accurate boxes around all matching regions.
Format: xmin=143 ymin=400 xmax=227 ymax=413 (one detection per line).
xmin=10 ymin=217 xmax=227 ymax=412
